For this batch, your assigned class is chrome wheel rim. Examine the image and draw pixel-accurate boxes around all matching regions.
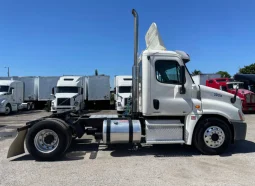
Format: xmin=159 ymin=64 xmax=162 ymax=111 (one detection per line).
xmin=34 ymin=129 xmax=59 ymax=153
xmin=204 ymin=126 xmax=225 ymax=148
xmin=5 ymin=106 xmax=10 ymax=115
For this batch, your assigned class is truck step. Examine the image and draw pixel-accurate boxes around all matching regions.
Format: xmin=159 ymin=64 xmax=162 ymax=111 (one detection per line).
xmin=145 ymin=120 xmax=184 ymax=143
xmin=146 ymin=140 xmax=185 ymax=144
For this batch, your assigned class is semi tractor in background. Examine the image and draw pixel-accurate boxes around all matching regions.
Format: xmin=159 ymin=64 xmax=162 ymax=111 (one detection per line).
xmin=7 ymin=9 xmax=247 ymax=161
xmin=0 ymin=76 xmax=60 ymax=115
xmin=114 ymin=75 xmax=132 ymax=113
xmin=206 ymin=78 xmax=255 ymax=112
xmin=234 ymin=74 xmax=255 ymax=93
xmin=51 ymin=75 xmax=110 ymax=113
xmin=193 ymin=74 xmax=255 ymax=112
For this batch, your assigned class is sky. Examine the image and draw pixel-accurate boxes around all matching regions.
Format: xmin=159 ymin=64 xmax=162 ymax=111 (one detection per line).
xmin=0 ymin=0 xmax=255 ymax=88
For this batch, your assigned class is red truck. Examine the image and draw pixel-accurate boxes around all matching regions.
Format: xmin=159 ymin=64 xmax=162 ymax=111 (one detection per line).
xmin=206 ymin=78 xmax=255 ymax=112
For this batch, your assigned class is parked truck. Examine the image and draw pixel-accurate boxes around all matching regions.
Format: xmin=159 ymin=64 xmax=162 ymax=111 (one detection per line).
xmin=51 ymin=76 xmax=87 ymax=113
xmin=114 ymin=75 xmax=132 ymax=113
xmin=7 ymin=9 xmax=246 ymax=161
xmin=192 ymin=74 xmax=221 ymax=85
xmin=234 ymin=74 xmax=255 ymax=93
xmin=0 ymin=76 xmax=60 ymax=115
xmin=0 ymin=80 xmax=24 ymax=115
xmin=205 ymin=78 xmax=255 ymax=112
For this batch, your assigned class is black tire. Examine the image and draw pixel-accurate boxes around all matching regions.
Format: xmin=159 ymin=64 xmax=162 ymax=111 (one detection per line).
xmin=26 ymin=119 xmax=71 ymax=161
xmin=45 ymin=118 xmax=72 ymax=150
xmin=193 ymin=118 xmax=232 ymax=155
xmin=5 ymin=104 xmax=12 ymax=115
xmin=27 ymin=103 xmax=31 ymax=111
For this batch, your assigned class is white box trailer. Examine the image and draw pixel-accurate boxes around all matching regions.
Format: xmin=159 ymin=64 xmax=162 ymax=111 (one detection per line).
xmin=86 ymin=75 xmax=110 ymax=109
xmin=0 ymin=76 xmax=60 ymax=110
xmin=192 ymin=74 xmax=221 ymax=85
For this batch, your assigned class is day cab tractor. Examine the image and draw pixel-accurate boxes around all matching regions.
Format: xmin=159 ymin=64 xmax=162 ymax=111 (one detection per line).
xmin=7 ymin=9 xmax=247 ymax=161
xmin=206 ymin=78 xmax=255 ymax=112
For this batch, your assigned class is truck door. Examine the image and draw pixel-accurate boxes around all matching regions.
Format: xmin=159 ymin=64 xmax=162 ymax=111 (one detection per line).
xmin=150 ymin=56 xmax=193 ymax=116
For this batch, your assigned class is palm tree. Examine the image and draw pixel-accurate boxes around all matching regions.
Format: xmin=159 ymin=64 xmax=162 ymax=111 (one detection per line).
xmin=192 ymin=69 xmax=202 ymax=75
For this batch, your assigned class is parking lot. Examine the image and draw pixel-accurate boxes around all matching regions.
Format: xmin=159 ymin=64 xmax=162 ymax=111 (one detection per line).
xmin=0 ymin=111 xmax=255 ymax=186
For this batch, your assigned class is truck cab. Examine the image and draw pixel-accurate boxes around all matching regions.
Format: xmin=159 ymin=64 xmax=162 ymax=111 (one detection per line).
xmin=51 ymin=76 xmax=86 ymax=113
xmin=0 ymin=80 xmax=24 ymax=115
xmin=206 ymin=78 xmax=255 ymax=112
xmin=114 ymin=75 xmax=132 ymax=112
xmin=234 ymin=74 xmax=255 ymax=93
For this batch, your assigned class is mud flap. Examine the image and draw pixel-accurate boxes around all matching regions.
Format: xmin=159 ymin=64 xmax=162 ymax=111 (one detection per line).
xmin=7 ymin=129 xmax=28 ymax=158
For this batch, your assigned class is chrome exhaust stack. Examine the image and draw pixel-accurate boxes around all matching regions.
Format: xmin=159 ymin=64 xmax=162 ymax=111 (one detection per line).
xmin=131 ymin=9 xmax=139 ymax=114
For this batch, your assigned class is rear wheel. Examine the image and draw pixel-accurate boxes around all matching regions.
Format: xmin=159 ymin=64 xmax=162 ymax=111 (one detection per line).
xmin=193 ymin=118 xmax=231 ymax=155
xmin=26 ymin=119 xmax=71 ymax=161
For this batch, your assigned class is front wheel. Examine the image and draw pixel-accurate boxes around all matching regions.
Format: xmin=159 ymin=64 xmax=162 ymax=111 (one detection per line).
xmin=5 ymin=104 xmax=12 ymax=115
xmin=26 ymin=119 xmax=71 ymax=161
xmin=193 ymin=118 xmax=232 ymax=155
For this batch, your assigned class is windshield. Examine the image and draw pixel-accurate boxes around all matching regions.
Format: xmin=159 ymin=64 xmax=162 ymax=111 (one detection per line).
xmin=0 ymin=86 xmax=9 ymax=92
xmin=227 ymin=83 xmax=244 ymax=89
xmin=56 ymin=87 xmax=79 ymax=93
xmin=119 ymin=86 xmax=132 ymax=93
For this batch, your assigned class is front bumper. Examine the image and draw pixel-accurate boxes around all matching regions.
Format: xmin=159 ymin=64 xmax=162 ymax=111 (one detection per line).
xmin=0 ymin=106 xmax=6 ymax=113
xmin=231 ymin=121 xmax=247 ymax=141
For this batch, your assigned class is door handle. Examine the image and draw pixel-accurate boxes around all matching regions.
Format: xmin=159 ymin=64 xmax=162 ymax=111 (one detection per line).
xmin=153 ymin=99 xmax=160 ymax=110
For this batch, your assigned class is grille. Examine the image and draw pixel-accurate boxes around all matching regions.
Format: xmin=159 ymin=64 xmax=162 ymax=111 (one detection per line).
xmin=246 ymin=94 xmax=251 ymax=103
xmin=57 ymin=98 xmax=71 ymax=106
xmin=252 ymin=94 xmax=255 ymax=103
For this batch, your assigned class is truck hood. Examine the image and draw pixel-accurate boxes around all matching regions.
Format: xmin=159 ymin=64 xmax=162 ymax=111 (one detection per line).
xmin=200 ymin=85 xmax=242 ymax=111
xmin=55 ymin=93 xmax=79 ymax=98
xmin=0 ymin=92 xmax=7 ymax=96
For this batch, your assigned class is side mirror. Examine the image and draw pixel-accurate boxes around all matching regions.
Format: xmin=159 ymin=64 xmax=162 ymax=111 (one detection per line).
xmin=114 ymin=87 xmax=116 ymax=92
xmin=180 ymin=66 xmax=186 ymax=94
xmin=51 ymin=87 xmax=55 ymax=95
xmin=81 ymin=88 xmax=83 ymax=95
xmin=11 ymin=89 xmax=14 ymax=94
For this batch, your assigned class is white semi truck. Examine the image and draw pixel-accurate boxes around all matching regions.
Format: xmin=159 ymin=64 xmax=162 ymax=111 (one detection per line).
xmin=7 ymin=9 xmax=247 ymax=161
xmin=51 ymin=76 xmax=87 ymax=113
xmin=51 ymin=75 xmax=110 ymax=113
xmin=114 ymin=75 xmax=132 ymax=112
xmin=0 ymin=80 xmax=24 ymax=115
xmin=0 ymin=76 xmax=60 ymax=115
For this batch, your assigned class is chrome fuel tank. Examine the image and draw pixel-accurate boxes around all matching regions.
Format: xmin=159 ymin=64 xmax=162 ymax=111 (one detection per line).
xmin=102 ymin=120 xmax=141 ymax=144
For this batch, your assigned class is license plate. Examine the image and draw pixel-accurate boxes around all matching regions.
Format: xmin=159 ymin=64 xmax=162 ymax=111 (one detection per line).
xmin=249 ymin=108 xmax=253 ymax=110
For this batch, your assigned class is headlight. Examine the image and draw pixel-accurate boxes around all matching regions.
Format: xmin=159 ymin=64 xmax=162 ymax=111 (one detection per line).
xmin=0 ymin=100 xmax=5 ymax=105
xmin=74 ymin=101 xmax=79 ymax=106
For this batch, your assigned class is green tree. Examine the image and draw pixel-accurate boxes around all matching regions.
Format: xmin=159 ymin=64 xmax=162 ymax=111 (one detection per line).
xmin=216 ymin=71 xmax=231 ymax=78
xmin=239 ymin=63 xmax=255 ymax=74
xmin=191 ymin=69 xmax=202 ymax=75
xmin=95 ymin=69 xmax=98 ymax=76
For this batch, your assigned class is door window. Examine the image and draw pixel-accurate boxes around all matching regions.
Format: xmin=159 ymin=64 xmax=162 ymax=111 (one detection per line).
xmin=155 ymin=60 xmax=182 ymax=84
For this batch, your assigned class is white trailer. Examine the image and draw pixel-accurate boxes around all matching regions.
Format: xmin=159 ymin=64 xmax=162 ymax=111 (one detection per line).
xmin=7 ymin=9 xmax=247 ymax=161
xmin=192 ymin=74 xmax=221 ymax=85
xmin=114 ymin=75 xmax=132 ymax=112
xmin=0 ymin=76 xmax=60 ymax=113
xmin=86 ymin=75 xmax=110 ymax=109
